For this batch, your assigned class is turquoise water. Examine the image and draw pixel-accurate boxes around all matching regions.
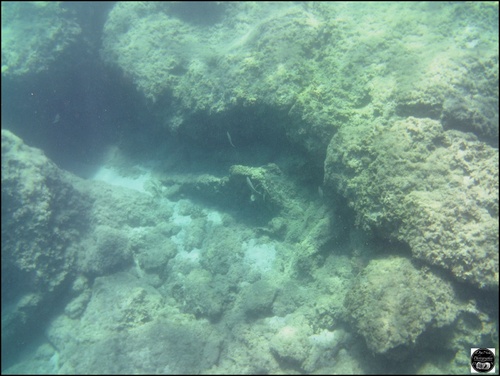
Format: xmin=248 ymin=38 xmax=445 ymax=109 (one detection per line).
xmin=1 ymin=2 xmax=498 ymax=374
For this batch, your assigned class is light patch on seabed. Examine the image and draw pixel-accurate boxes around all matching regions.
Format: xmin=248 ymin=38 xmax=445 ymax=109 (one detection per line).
xmin=206 ymin=210 xmax=223 ymax=226
xmin=91 ymin=165 xmax=151 ymax=194
xmin=48 ymin=351 xmax=59 ymax=372
xmin=243 ymin=239 xmax=277 ymax=274
xmin=171 ymin=200 xmax=193 ymax=226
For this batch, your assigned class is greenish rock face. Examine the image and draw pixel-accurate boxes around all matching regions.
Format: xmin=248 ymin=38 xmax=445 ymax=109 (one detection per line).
xmin=2 ymin=2 xmax=498 ymax=374
xmin=345 ymin=257 xmax=461 ymax=356
xmin=241 ymin=279 xmax=278 ymax=317
xmin=324 ymin=117 xmax=499 ymax=288
xmin=1 ymin=2 xmax=81 ymax=76
xmin=100 ymin=2 xmax=498 ymax=158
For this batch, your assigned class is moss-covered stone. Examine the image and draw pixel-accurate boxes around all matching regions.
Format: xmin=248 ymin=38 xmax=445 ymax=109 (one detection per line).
xmin=345 ymin=257 xmax=462 ymax=356
xmin=1 ymin=2 xmax=81 ymax=77
xmin=102 ymin=2 xmax=498 ymax=160
xmin=181 ymin=269 xmax=225 ymax=321
xmin=241 ymin=279 xmax=278 ymax=317
xmin=325 ymin=117 xmax=499 ymax=288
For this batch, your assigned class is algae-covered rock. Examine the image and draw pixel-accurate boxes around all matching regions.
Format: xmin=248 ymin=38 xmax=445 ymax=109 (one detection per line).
xmin=102 ymin=2 xmax=498 ymax=160
xmin=178 ymin=269 xmax=226 ymax=321
xmin=78 ymin=225 xmax=132 ymax=276
xmin=47 ymin=272 xmax=223 ymax=374
xmin=1 ymin=130 xmax=89 ymax=292
xmin=229 ymin=163 xmax=287 ymax=212
xmin=345 ymin=257 xmax=462 ymax=356
xmin=1 ymin=129 xmax=178 ymax=368
xmin=270 ymin=323 xmax=312 ymax=368
xmin=325 ymin=117 xmax=499 ymax=288
xmin=241 ymin=279 xmax=278 ymax=317
xmin=4 ymin=2 xmax=499 ymax=373
xmin=1 ymin=129 xmax=91 ymax=364
xmin=1 ymin=2 xmax=81 ymax=77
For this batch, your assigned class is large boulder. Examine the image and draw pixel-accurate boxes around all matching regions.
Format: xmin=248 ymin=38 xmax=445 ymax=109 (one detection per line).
xmin=345 ymin=257 xmax=462 ymax=357
xmin=1 ymin=129 xmax=91 ymax=364
xmin=1 ymin=129 xmax=162 ymax=368
xmin=324 ymin=117 xmax=499 ymax=288
xmin=1 ymin=2 xmax=81 ymax=77
xmin=101 ymin=2 xmax=498 ymax=161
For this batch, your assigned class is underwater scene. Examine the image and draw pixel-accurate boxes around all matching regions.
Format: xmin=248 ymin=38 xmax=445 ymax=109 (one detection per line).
xmin=1 ymin=2 xmax=499 ymax=374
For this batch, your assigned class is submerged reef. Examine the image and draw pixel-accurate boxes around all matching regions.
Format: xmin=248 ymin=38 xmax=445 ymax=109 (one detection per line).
xmin=101 ymin=0 xmax=499 ymax=290
xmin=101 ymin=2 xmax=498 ymax=155
xmin=2 ymin=1 xmax=498 ymax=374
xmin=1 ymin=2 xmax=81 ymax=76
xmin=99 ymin=1 xmax=500 ymax=366
xmin=345 ymin=256 xmax=496 ymax=368
xmin=2 ymin=129 xmax=89 ymax=363
xmin=324 ymin=117 xmax=499 ymax=288
xmin=346 ymin=257 xmax=461 ymax=356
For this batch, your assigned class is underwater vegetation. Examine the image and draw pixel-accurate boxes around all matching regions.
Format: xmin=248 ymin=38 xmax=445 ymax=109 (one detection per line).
xmin=1 ymin=2 xmax=498 ymax=374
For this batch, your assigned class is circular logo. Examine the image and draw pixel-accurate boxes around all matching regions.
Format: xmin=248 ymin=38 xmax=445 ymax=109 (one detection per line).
xmin=471 ymin=348 xmax=495 ymax=373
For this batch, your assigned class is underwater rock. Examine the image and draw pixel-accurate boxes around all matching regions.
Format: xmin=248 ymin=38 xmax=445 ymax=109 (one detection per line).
xmin=1 ymin=2 xmax=81 ymax=77
xmin=1 ymin=129 xmax=167 ymax=366
xmin=1 ymin=129 xmax=91 ymax=364
xmin=325 ymin=117 xmax=499 ymax=288
xmin=1 ymin=130 xmax=91 ymax=293
xmin=47 ymin=272 xmax=222 ymax=374
xmin=78 ymin=225 xmax=132 ymax=275
xmin=101 ymin=2 xmax=498 ymax=160
xmin=345 ymin=257 xmax=462 ymax=357
xmin=241 ymin=278 xmax=278 ymax=317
